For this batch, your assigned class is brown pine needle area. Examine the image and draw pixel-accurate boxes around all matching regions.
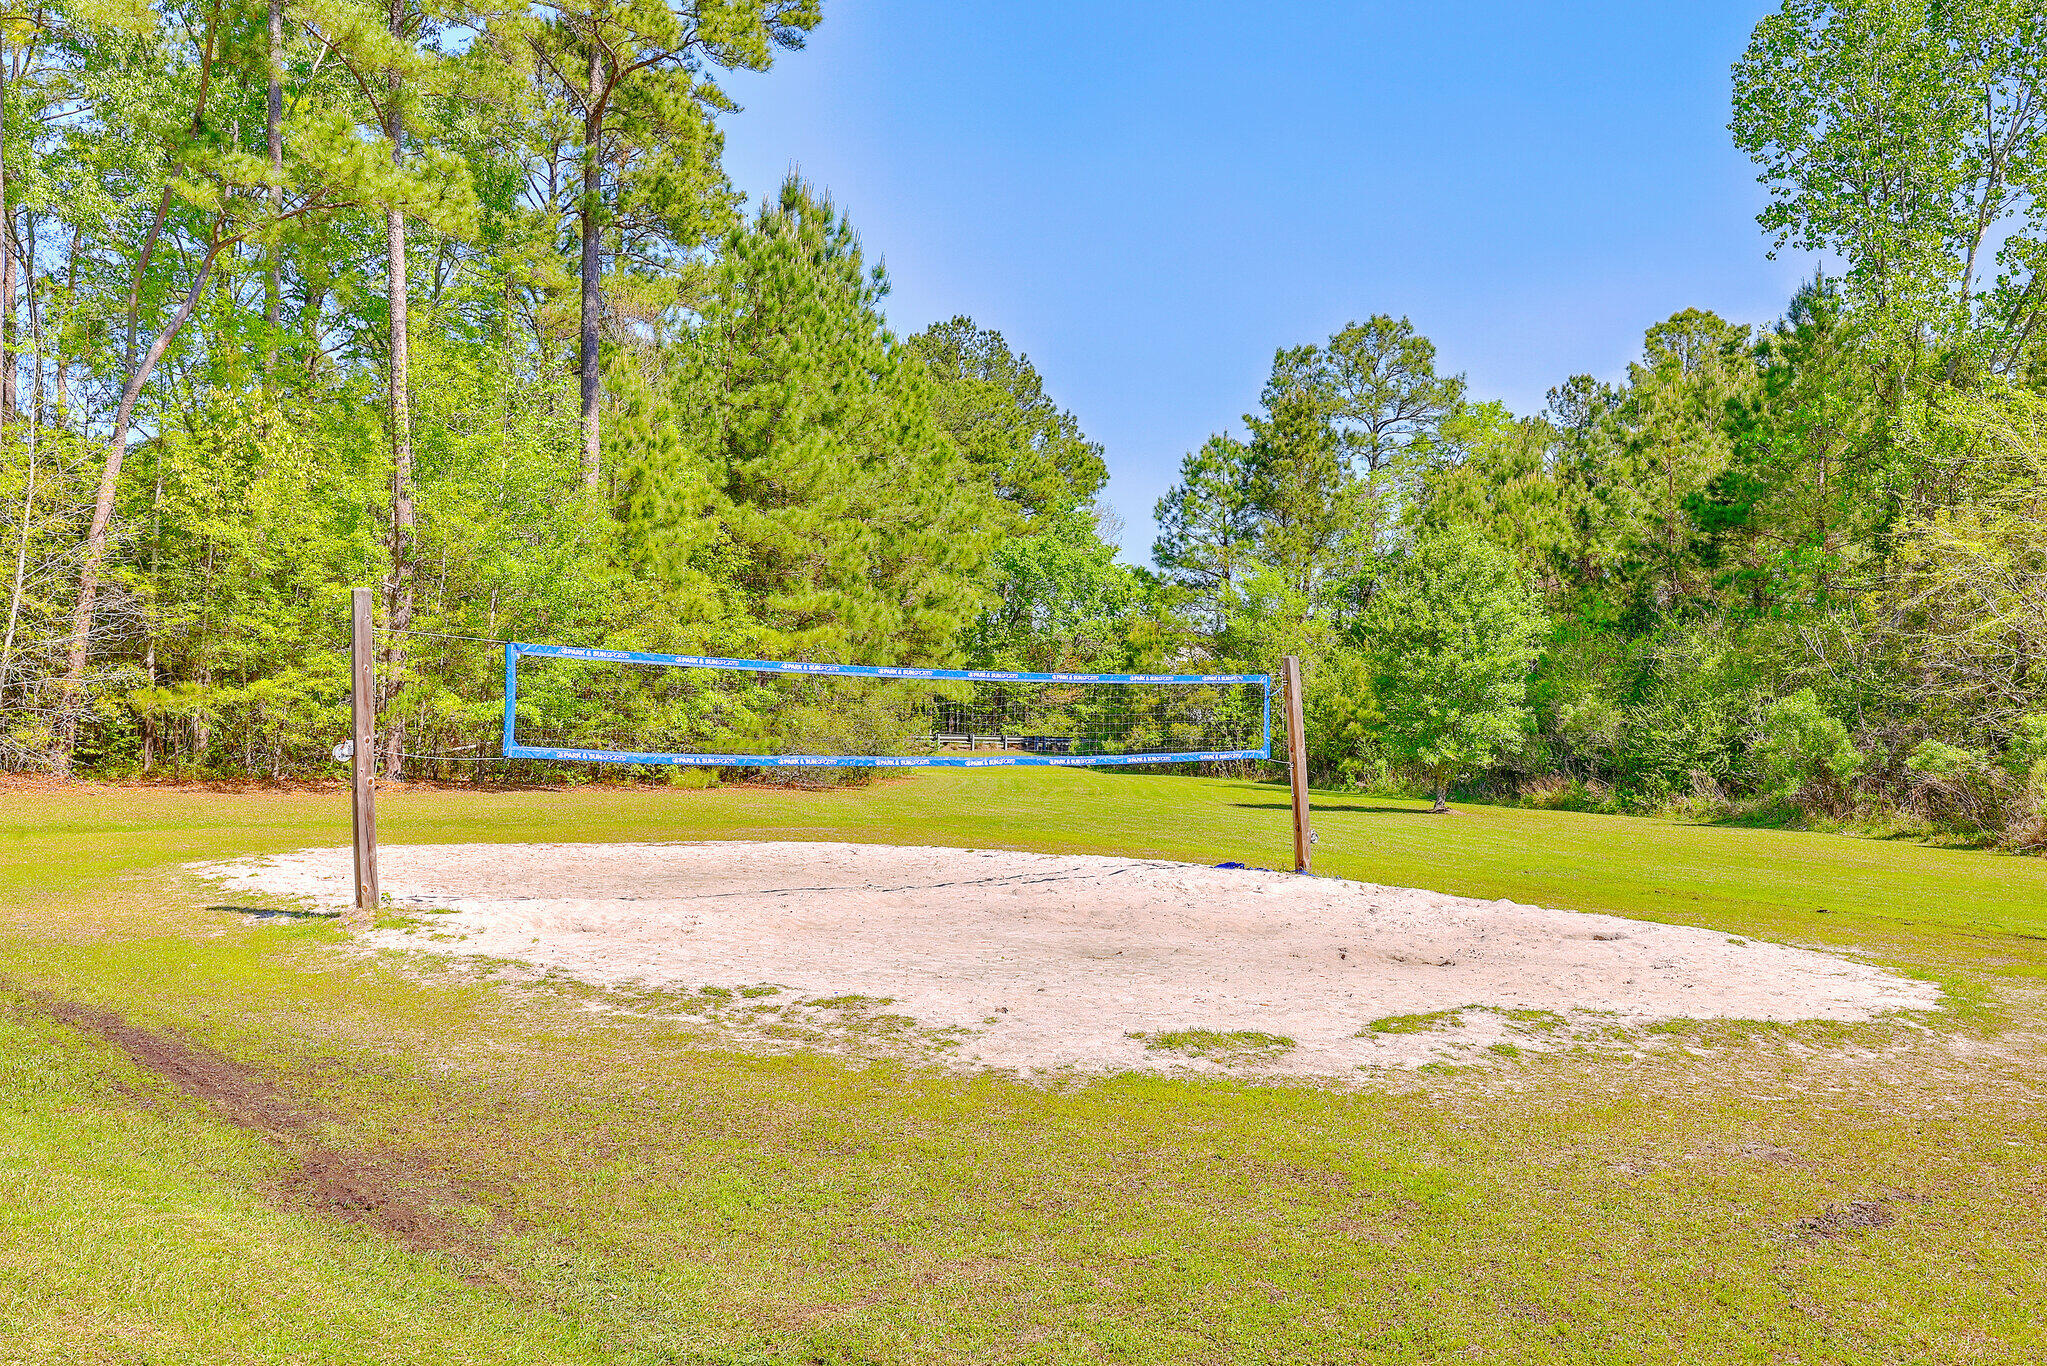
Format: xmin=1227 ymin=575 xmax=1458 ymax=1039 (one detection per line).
xmin=3 ymin=768 xmax=2044 ymax=1364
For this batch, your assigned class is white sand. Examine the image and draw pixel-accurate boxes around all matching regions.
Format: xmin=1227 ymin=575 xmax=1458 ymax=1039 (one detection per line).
xmin=199 ymin=841 xmax=1939 ymax=1079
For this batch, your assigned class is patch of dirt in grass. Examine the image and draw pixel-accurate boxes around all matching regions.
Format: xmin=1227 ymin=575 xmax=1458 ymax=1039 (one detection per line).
xmin=25 ymin=987 xmax=314 ymax=1132
xmin=272 ymin=1151 xmax=471 ymax=1257
xmin=1735 ymin=1141 xmax=1813 ymax=1167
xmin=1794 ymin=1199 xmax=1897 ymax=1240
xmin=5 ymin=978 xmax=503 ymax=1268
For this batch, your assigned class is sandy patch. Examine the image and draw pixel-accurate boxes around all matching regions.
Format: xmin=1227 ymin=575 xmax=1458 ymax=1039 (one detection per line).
xmin=199 ymin=841 xmax=1939 ymax=1079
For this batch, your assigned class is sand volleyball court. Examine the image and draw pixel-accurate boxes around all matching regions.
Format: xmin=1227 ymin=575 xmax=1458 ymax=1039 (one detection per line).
xmin=201 ymin=841 xmax=1938 ymax=1078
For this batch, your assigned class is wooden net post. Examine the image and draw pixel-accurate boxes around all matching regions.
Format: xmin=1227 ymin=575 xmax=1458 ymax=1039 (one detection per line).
xmin=349 ymin=586 xmax=380 ymax=927
xmin=1282 ymin=655 xmax=1312 ymax=874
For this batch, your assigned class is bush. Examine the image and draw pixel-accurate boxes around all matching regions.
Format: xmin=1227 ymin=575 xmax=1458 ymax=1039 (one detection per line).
xmin=1904 ymin=738 xmax=2007 ymax=832
xmin=2010 ymin=714 xmax=2047 ymax=770
xmin=1906 ymin=738 xmax=1995 ymax=782
xmin=1996 ymin=716 xmax=2047 ymax=850
xmin=1606 ymin=623 xmax=1768 ymax=801
xmin=1754 ymin=690 xmax=1864 ymax=809
xmin=1301 ymin=649 xmax=1380 ymax=787
xmin=1519 ymin=773 xmax=1609 ymax=811
xmin=2006 ymin=763 xmax=2047 ymax=852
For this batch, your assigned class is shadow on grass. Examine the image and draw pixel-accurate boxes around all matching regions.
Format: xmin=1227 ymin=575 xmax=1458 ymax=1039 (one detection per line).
xmin=1687 ymin=802 xmax=2002 ymax=850
xmin=1691 ymin=801 xmax=1810 ymax=832
xmin=1230 ymin=801 xmax=1447 ymax=816
xmin=207 ymin=904 xmax=337 ymax=921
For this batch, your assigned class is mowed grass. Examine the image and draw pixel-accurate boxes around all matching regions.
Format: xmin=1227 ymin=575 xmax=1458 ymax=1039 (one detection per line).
xmin=2 ymin=769 xmax=2044 ymax=1364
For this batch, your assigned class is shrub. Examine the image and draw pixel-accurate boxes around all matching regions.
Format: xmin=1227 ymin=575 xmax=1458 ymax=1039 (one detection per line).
xmin=1998 ymin=716 xmax=2047 ymax=850
xmin=1607 ymin=623 xmax=1767 ymax=800
xmin=2008 ymin=767 xmax=2047 ymax=852
xmin=1301 ymin=648 xmax=1380 ymax=787
xmin=1520 ymin=773 xmax=1608 ymax=811
xmin=2010 ymin=714 xmax=2047 ymax=770
xmin=1754 ymin=689 xmax=1864 ymax=808
xmin=1904 ymin=739 xmax=2006 ymax=831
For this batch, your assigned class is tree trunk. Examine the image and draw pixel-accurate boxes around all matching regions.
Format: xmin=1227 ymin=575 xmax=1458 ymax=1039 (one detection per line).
xmin=578 ymin=43 xmax=603 ymax=490
xmin=141 ymin=440 xmax=161 ymax=771
xmin=5 ymin=211 xmax=35 ymax=704
xmin=24 ymin=211 xmax=37 ymax=423
xmin=1 ymin=392 xmax=32 ymax=697
xmin=1 ymin=43 xmax=12 ymax=427
xmin=59 ymin=253 xmax=220 ymax=768
xmin=264 ymin=0 xmax=283 ymax=375
xmin=55 ymin=225 xmax=76 ymax=425
xmin=302 ymin=274 xmax=325 ymax=378
xmin=1432 ymin=770 xmax=1449 ymax=813
xmin=380 ymin=6 xmax=413 ymax=780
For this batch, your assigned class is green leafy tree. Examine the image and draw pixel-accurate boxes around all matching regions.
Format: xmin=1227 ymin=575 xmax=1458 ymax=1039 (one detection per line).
xmin=1300 ymin=647 xmax=1380 ymax=787
xmin=963 ymin=503 xmax=1137 ymax=671
xmin=55 ymin=0 xmax=454 ymax=767
xmin=1413 ymin=400 xmax=1569 ymax=589
xmin=1885 ymin=381 xmax=2047 ymax=735
xmin=1732 ymin=0 xmax=2047 ymax=376
xmin=1365 ymin=526 xmax=1546 ymax=811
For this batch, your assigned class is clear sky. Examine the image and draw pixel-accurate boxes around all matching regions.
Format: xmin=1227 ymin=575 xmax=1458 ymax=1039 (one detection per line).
xmin=715 ymin=1 xmax=1816 ymax=562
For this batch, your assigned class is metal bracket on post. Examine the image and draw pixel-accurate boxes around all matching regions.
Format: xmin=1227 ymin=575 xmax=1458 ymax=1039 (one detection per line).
xmin=349 ymin=586 xmax=380 ymax=927
xmin=1282 ymin=655 xmax=1313 ymax=875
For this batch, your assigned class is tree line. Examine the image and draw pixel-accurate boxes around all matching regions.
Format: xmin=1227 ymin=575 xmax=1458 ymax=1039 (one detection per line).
xmin=0 ymin=0 xmax=1106 ymax=777
xmin=1 ymin=0 xmax=2044 ymax=850
xmin=1149 ymin=1 xmax=2047 ymax=844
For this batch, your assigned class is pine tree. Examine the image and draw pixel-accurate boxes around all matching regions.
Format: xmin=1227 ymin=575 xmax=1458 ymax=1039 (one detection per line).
xmin=518 ymin=0 xmax=819 ymax=490
xmin=904 ymin=316 xmax=1107 ymax=520
xmin=1152 ymin=434 xmax=1259 ymax=635
xmin=627 ymin=177 xmax=996 ymax=664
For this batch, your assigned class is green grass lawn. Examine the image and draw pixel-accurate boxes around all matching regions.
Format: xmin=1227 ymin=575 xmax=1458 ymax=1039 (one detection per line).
xmin=3 ymin=769 xmax=2044 ymax=1364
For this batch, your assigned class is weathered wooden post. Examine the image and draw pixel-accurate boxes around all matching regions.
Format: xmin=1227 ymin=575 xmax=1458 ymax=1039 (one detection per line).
xmin=1282 ymin=655 xmax=1313 ymax=874
xmin=349 ymin=586 xmax=379 ymax=926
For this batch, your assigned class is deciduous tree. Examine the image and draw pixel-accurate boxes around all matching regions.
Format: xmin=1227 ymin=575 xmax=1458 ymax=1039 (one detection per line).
xmin=1365 ymin=525 xmax=1546 ymax=811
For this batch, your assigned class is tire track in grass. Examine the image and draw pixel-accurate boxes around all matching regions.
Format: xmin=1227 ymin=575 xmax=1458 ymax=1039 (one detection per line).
xmin=4 ymin=977 xmax=511 ymax=1280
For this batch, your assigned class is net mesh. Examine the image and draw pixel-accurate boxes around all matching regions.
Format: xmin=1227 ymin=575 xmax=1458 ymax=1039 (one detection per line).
xmin=503 ymin=646 xmax=1269 ymax=767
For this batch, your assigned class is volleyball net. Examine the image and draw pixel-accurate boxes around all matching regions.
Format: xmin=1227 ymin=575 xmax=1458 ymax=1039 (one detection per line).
xmin=500 ymin=643 xmax=1271 ymax=769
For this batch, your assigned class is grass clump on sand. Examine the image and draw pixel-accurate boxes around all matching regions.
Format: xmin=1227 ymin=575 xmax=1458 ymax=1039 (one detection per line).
xmin=1137 ymin=1028 xmax=1297 ymax=1059
xmin=1362 ymin=1006 xmax=1574 ymax=1041
xmin=1496 ymin=1007 xmax=1569 ymax=1032
xmin=1 ymin=768 xmax=2043 ymax=1364
xmin=1361 ymin=1008 xmax=1468 ymax=1035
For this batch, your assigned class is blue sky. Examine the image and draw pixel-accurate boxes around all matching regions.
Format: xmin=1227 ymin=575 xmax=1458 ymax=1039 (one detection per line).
xmin=716 ymin=1 xmax=1815 ymax=561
